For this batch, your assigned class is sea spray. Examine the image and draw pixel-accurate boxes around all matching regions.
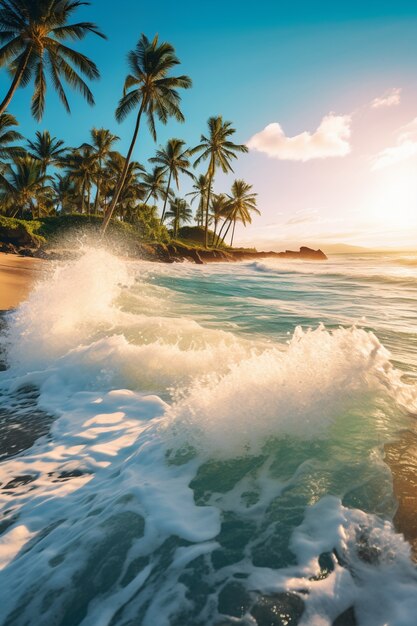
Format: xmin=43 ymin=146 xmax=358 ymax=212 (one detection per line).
xmin=0 ymin=248 xmax=416 ymax=625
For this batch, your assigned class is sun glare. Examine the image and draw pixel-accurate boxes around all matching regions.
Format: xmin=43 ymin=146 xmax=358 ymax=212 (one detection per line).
xmin=367 ymin=164 xmax=417 ymax=232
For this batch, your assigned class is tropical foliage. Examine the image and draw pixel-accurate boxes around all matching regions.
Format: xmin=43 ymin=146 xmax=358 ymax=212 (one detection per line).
xmin=0 ymin=0 xmax=106 ymax=119
xmin=101 ymin=33 xmax=192 ymax=233
xmin=166 ymin=196 xmax=192 ymax=238
xmin=190 ymin=116 xmax=248 ymax=247
xmin=0 ymin=14 xmax=260 ymax=247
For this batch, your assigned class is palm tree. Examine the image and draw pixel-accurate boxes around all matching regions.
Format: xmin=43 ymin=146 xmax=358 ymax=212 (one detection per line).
xmin=149 ymin=138 xmax=193 ymax=223
xmin=83 ymin=128 xmax=119 ymax=213
xmin=62 ymin=145 xmax=96 ymax=213
xmin=0 ymin=0 xmax=106 ymax=119
xmin=0 ymin=156 xmax=49 ymax=217
xmin=187 ymin=174 xmax=209 ymax=228
xmin=101 ymin=33 xmax=192 ymax=234
xmin=0 ymin=112 xmax=23 ymax=159
xmin=191 ymin=116 xmax=248 ymax=248
xmin=166 ymin=196 xmax=192 ymax=238
xmin=27 ymin=130 xmax=67 ymax=176
xmin=105 ymin=151 xmax=145 ymax=219
xmin=51 ymin=173 xmax=76 ymax=213
xmin=216 ymin=179 xmax=259 ymax=247
xmin=210 ymin=193 xmax=229 ymax=244
xmin=140 ymin=166 xmax=166 ymax=207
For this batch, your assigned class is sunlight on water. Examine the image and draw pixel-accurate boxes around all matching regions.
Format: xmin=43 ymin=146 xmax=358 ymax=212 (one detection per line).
xmin=0 ymin=248 xmax=417 ymax=626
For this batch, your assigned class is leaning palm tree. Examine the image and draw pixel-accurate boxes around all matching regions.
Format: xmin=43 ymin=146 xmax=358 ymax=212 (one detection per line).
xmin=0 ymin=112 xmax=23 ymax=159
xmin=0 ymin=0 xmax=106 ymax=119
xmin=27 ymin=130 xmax=67 ymax=176
xmin=166 ymin=196 xmax=192 ymax=238
xmin=0 ymin=156 xmax=49 ymax=217
xmin=149 ymin=138 xmax=193 ymax=223
xmin=210 ymin=193 xmax=230 ymax=244
xmin=186 ymin=173 xmax=209 ymax=228
xmin=191 ymin=116 xmax=248 ymax=248
xmin=217 ymin=179 xmax=259 ymax=247
xmin=83 ymin=128 xmax=119 ymax=213
xmin=101 ymin=33 xmax=192 ymax=234
xmin=140 ymin=166 xmax=166 ymax=207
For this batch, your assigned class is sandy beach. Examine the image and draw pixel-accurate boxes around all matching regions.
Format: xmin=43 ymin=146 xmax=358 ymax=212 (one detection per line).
xmin=0 ymin=252 xmax=45 ymax=311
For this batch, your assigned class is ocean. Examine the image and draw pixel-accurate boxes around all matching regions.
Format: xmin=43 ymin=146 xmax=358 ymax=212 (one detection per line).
xmin=0 ymin=248 xmax=417 ymax=626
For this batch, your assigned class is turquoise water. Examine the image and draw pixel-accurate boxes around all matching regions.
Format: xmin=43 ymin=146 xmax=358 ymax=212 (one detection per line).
xmin=0 ymin=249 xmax=416 ymax=625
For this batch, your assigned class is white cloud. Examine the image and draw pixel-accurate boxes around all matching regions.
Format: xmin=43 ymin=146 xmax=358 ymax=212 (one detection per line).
xmin=247 ymin=113 xmax=351 ymax=161
xmin=371 ymin=117 xmax=417 ymax=170
xmin=371 ymin=88 xmax=401 ymax=109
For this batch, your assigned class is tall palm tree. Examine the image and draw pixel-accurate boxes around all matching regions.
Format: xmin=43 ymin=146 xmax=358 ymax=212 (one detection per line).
xmin=0 ymin=156 xmax=49 ymax=217
xmin=217 ymin=179 xmax=259 ymax=247
xmin=140 ymin=165 xmax=166 ymax=207
xmin=0 ymin=0 xmax=106 ymax=119
xmin=83 ymin=128 xmax=119 ymax=213
xmin=210 ymin=193 xmax=230 ymax=244
xmin=149 ymin=138 xmax=193 ymax=223
xmin=0 ymin=112 xmax=23 ymax=159
xmin=187 ymin=173 xmax=209 ymax=228
xmin=166 ymin=196 xmax=192 ymax=238
xmin=27 ymin=130 xmax=66 ymax=176
xmin=101 ymin=33 xmax=192 ymax=234
xmin=191 ymin=116 xmax=248 ymax=248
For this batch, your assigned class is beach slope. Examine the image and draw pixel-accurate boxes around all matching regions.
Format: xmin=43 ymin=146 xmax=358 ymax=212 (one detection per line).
xmin=0 ymin=253 xmax=44 ymax=310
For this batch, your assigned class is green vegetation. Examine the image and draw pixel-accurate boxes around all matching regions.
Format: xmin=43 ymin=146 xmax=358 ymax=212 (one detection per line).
xmin=0 ymin=0 xmax=106 ymax=119
xmin=0 ymin=214 xmax=45 ymax=246
xmin=0 ymin=3 xmax=261 ymax=252
xmin=0 ymin=213 xmax=169 ymax=250
xmin=177 ymin=226 xmax=218 ymax=247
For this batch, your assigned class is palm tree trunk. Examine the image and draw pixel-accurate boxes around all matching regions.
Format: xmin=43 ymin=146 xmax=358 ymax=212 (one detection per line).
xmin=81 ymin=180 xmax=86 ymax=214
xmin=230 ymin=219 xmax=236 ymax=247
xmin=0 ymin=47 xmax=32 ymax=116
xmin=101 ymin=103 xmax=144 ymax=234
xmin=213 ymin=218 xmax=218 ymax=243
xmin=160 ymin=170 xmax=172 ymax=224
xmin=215 ymin=218 xmax=229 ymax=247
xmin=222 ymin=219 xmax=233 ymax=245
xmin=204 ymin=174 xmax=213 ymax=248
xmin=142 ymin=190 xmax=153 ymax=207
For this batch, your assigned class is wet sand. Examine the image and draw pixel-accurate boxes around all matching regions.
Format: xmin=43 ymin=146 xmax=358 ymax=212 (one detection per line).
xmin=385 ymin=429 xmax=417 ymax=559
xmin=0 ymin=253 xmax=45 ymax=311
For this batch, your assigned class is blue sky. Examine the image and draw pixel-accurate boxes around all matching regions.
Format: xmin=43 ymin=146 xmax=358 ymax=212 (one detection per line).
xmin=2 ymin=0 xmax=417 ymax=249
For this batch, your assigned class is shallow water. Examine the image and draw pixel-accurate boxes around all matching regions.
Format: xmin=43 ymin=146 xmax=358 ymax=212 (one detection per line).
xmin=0 ymin=248 xmax=417 ymax=626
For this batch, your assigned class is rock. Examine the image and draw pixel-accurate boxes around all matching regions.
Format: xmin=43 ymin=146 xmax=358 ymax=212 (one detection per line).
xmin=299 ymin=246 xmax=327 ymax=260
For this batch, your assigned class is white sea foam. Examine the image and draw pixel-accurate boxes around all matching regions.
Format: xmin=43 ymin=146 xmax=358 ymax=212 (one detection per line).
xmin=166 ymin=324 xmax=417 ymax=457
xmin=0 ymin=247 xmax=416 ymax=625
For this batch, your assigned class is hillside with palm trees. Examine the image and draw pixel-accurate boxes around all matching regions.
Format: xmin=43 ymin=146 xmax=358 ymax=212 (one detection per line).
xmin=0 ymin=2 xmax=261 ymax=257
